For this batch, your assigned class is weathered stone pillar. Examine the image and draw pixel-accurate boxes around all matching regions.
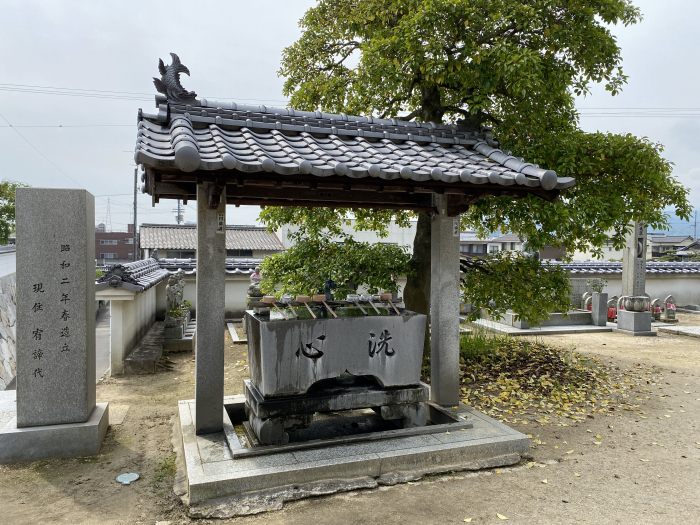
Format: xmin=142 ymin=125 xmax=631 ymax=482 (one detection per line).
xmin=430 ymin=195 xmax=461 ymax=406
xmin=1 ymin=188 xmax=108 ymax=463
xmin=622 ymin=221 xmax=646 ymax=297
xmin=195 ymin=182 xmax=226 ymax=434
xmin=591 ymin=292 xmax=608 ymax=327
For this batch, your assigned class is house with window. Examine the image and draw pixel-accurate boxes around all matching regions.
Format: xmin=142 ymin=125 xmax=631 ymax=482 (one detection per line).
xmin=139 ymin=223 xmax=284 ymax=259
xmin=459 ymin=231 xmax=525 ymax=256
xmin=648 ymin=234 xmax=694 ymax=258
xmin=95 ymin=223 xmax=137 ymax=265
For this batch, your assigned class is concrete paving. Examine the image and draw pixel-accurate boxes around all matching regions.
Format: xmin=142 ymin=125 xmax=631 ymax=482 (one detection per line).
xmin=657 ymin=325 xmax=700 ymax=338
xmin=473 ymin=319 xmax=614 ymax=336
xmin=474 ymin=319 xmax=679 ymax=337
xmin=177 ymin=394 xmax=529 ymax=517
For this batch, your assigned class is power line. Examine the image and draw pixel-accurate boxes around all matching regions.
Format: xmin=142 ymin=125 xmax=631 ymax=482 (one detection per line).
xmin=0 ymin=124 xmax=133 ymax=128
xmin=0 ymin=83 xmax=290 ymax=105
xmin=0 ymin=111 xmax=82 ymax=186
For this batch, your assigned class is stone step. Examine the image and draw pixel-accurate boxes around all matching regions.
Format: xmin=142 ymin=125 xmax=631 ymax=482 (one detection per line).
xmin=164 ymin=320 xmax=196 ymax=353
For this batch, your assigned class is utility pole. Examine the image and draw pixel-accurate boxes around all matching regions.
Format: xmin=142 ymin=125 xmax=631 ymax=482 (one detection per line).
xmin=694 ymin=210 xmax=697 ymax=241
xmin=133 ymin=167 xmax=138 ymax=261
xmin=173 ymin=200 xmax=184 ymax=224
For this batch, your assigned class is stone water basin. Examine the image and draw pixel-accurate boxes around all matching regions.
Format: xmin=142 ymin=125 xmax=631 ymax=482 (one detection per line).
xmin=245 ymin=309 xmax=427 ymax=397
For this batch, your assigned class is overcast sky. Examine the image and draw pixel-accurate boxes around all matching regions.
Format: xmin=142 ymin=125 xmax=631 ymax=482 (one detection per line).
xmin=1 ymin=0 xmax=697 ymax=235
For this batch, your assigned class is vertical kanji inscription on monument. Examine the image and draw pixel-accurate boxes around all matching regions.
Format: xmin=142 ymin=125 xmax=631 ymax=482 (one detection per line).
xmin=16 ymin=189 xmax=96 ymax=427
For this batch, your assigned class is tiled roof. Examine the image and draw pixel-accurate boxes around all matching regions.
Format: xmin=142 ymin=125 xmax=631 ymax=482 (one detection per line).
xmin=157 ymin=258 xmax=261 ymax=275
xmin=649 ymin=235 xmax=693 ymax=244
xmin=139 ymin=224 xmax=283 ymax=251
xmin=491 ymin=234 xmax=522 ymax=243
xmin=135 ymin=102 xmax=574 ymax=191
xmin=459 ymin=257 xmax=700 ymax=276
xmin=96 ymin=258 xmax=170 ymax=292
xmin=559 ymin=262 xmax=700 ymax=275
xmin=135 ymin=54 xmax=574 ymax=201
xmin=459 ymin=232 xmax=521 ymax=243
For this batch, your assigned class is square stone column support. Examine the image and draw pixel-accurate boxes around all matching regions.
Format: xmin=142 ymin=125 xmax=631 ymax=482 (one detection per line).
xmin=195 ymin=182 xmax=227 ymax=434
xmin=109 ymin=300 xmax=126 ymax=375
xmin=591 ymin=292 xmax=608 ymax=327
xmin=430 ymin=195 xmax=461 ymax=406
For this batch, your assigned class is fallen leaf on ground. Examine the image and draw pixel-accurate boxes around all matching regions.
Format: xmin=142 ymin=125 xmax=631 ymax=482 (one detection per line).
xmin=463 ymin=518 xmax=472 ymax=523
xmin=565 ymin=450 xmax=575 ymax=454
xmin=541 ymin=479 xmax=548 ymax=484
xmin=496 ymin=513 xmax=509 ymax=520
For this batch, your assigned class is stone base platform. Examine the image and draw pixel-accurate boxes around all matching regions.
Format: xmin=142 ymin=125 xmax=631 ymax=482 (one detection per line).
xmin=0 ymin=390 xmax=109 ymax=463
xmin=176 ymin=394 xmax=529 ymax=517
xmin=164 ymin=321 xmax=197 ymax=353
xmin=614 ymin=310 xmax=656 ymax=337
xmin=226 ymin=321 xmax=247 ymax=343
xmin=473 ymin=319 xmax=613 ymax=336
xmin=125 ymin=322 xmax=164 ymax=374
xmin=657 ymin=325 xmax=700 ymax=339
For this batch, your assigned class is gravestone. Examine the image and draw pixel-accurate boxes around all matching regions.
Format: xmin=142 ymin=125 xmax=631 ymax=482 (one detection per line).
xmin=0 ymin=188 xmax=108 ymax=463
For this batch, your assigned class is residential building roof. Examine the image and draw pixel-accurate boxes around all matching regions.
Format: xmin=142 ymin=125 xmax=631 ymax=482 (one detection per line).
xmin=139 ymin=223 xmax=283 ymax=251
xmin=135 ymin=53 xmax=574 ymax=213
xmin=649 ymin=235 xmax=694 ymax=244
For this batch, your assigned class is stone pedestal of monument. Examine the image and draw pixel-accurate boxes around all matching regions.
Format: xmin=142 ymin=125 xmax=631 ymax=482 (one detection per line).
xmin=0 ymin=189 xmax=109 ymax=463
xmin=615 ymin=310 xmax=656 ymax=337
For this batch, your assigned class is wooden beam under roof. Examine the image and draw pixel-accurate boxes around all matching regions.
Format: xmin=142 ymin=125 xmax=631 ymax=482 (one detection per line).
xmin=146 ymin=167 xmax=560 ymax=214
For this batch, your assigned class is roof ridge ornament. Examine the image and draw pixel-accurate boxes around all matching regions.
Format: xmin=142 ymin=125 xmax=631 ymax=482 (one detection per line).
xmin=153 ymin=52 xmax=197 ymax=102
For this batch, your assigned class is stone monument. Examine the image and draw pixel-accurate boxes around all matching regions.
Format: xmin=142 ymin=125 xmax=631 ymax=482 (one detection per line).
xmin=0 ymin=188 xmax=109 ymax=463
xmin=622 ymin=221 xmax=647 ymax=297
xmin=617 ymin=221 xmax=654 ymax=336
xmin=164 ymin=269 xmax=188 ymax=339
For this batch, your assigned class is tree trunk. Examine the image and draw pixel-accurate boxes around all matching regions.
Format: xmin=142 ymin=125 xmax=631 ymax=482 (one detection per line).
xmin=403 ymin=212 xmax=432 ymax=355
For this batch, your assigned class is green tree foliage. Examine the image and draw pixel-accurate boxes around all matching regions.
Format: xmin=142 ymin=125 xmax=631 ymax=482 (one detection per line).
xmin=0 ymin=180 xmax=25 ymax=245
xmin=268 ymin=0 xmax=690 ymax=323
xmin=260 ymin=233 xmax=410 ymax=298
xmin=461 ymin=253 xmax=571 ymax=326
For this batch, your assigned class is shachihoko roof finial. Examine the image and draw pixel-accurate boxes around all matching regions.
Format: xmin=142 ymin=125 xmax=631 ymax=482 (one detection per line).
xmin=152 ymin=52 xmax=197 ymax=102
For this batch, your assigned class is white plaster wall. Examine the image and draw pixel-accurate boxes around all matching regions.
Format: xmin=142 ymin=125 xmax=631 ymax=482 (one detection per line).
xmin=182 ymin=275 xmax=251 ymax=318
xmin=0 ymin=250 xmax=16 ymax=277
xmin=276 ymin=219 xmax=417 ymax=251
xmin=107 ymin=284 xmax=159 ymax=374
xmin=572 ymin=275 xmax=700 ymax=306
xmin=0 ymin=273 xmax=16 ymax=390
xmin=180 ymin=274 xmax=409 ymax=319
